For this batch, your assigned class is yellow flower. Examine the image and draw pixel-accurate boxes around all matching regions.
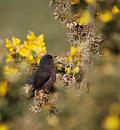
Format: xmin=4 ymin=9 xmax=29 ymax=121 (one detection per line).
xmin=71 ymin=0 xmax=80 ymax=5
xmin=77 ymin=46 xmax=82 ymax=54
xmin=67 ymin=56 xmax=73 ymax=63
xmin=112 ymin=6 xmax=120 ymax=14
xmin=0 ymin=123 xmax=9 ymax=130
xmin=40 ymin=42 xmax=45 ymax=47
xmin=36 ymin=56 xmax=41 ymax=64
xmin=12 ymin=37 xmax=21 ymax=46
xmin=18 ymin=47 xmax=29 ymax=57
xmin=6 ymin=54 xmax=14 ymax=63
xmin=99 ymin=11 xmax=112 ymax=23
xmin=5 ymin=39 xmax=12 ymax=48
xmin=4 ymin=65 xmax=19 ymax=75
xmin=24 ymin=41 xmax=29 ymax=49
xmin=72 ymin=66 xmax=80 ymax=74
xmin=27 ymin=55 xmax=34 ymax=63
xmin=8 ymin=47 xmax=14 ymax=52
xmin=27 ymin=32 xmax=36 ymax=40
xmin=30 ymin=43 xmax=38 ymax=51
xmin=103 ymin=115 xmax=120 ymax=130
xmin=35 ymin=46 xmax=43 ymax=54
xmin=5 ymin=37 xmax=20 ymax=52
xmin=85 ymin=0 xmax=95 ymax=5
xmin=4 ymin=32 xmax=47 ymax=65
xmin=78 ymin=10 xmax=92 ymax=25
xmin=0 ymin=80 xmax=8 ymax=97
xmin=37 ymin=34 xmax=44 ymax=43
xmin=65 ymin=67 xmax=72 ymax=74
xmin=24 ymin=41 xmax=36 ymax=51
xmin=41 ymin=46 xmax=47 ymax=53
xmin=70 ymin=46 xmax=78 ymax=57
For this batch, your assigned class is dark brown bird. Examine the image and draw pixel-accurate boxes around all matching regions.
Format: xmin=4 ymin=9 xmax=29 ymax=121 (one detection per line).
xmin=26 ymin=54 xmax=56 ymax=96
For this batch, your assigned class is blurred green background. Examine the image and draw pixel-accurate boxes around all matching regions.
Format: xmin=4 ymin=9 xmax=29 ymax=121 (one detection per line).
xmin=0 ymin=0 xmax=69 ymax=55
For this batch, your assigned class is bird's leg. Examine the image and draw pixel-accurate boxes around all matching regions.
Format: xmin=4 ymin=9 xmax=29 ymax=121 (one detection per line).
xmin=49 ymin=86 xmax=56 ymax=93
xmin=34 ymin=90 xmax=38 ymax=97
xmin=34 ymin=89 xmax=44 ymax=97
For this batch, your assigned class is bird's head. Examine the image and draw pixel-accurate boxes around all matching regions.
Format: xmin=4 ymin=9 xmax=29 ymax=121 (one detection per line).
xmin=39 ymin=54 xmax=54 ymax=67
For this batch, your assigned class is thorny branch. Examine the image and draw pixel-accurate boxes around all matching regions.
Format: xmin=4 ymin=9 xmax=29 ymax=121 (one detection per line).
xmin=50 ymin=0 xmax=103 ymax=92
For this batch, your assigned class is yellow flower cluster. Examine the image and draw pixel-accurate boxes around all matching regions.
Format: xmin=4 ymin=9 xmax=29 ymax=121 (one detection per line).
xmin=5 ymin=32 xmax=47 ymax=65
xmin=103 ymin=103 xmax=120 ymax=130
xmin=112 ymin=6 xmax=120 ymax=14
xmin=78 ymin=10 xmax=92 ymax=25
xmin=0 ymin=80 xmax=8 ymax=97
xmin=98 ymin=10 xmax=112 ymax=23
xmin=4 ymin=65 xmax=19 ymax=75
xmin=76 ymin=5 xmax=119 ymax=25
xmin=65 ymin=46 xmax=81 ymax=74
xmin=97 ymin=6 xmax=119 ymax=23
xmin=3 ymin=64 xmax=20 ymax=83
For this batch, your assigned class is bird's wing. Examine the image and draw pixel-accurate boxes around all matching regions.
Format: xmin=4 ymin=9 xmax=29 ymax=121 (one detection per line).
xmin=26 ymin=76 xmax=34 ymax=85
xmin=41 ymin=71 xmax=56 ymax=91
xmin=33 ymin=70 xmax=50 ymax=90
xmin=25 ymin=72 xmax=36 ymax=85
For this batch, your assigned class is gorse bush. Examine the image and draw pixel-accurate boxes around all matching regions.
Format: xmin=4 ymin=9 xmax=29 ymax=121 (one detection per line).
xmin=0 ymin=0 xmax=120 ymax=130
xmin=5 ymin=32 xmax=47 ymax=65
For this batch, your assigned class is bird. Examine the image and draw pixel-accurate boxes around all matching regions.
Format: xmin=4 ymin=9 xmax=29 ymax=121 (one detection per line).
xmin=25 ymin=54 xmax=56 ymax=97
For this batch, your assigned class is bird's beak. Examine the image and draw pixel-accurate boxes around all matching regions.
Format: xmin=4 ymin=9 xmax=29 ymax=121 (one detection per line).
xmin=53 ymin=56 xmax=57 ymax=59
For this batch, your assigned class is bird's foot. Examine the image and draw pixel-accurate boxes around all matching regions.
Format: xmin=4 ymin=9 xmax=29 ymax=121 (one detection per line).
xmin=34 ymin=90 xmax=45 ymax=99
